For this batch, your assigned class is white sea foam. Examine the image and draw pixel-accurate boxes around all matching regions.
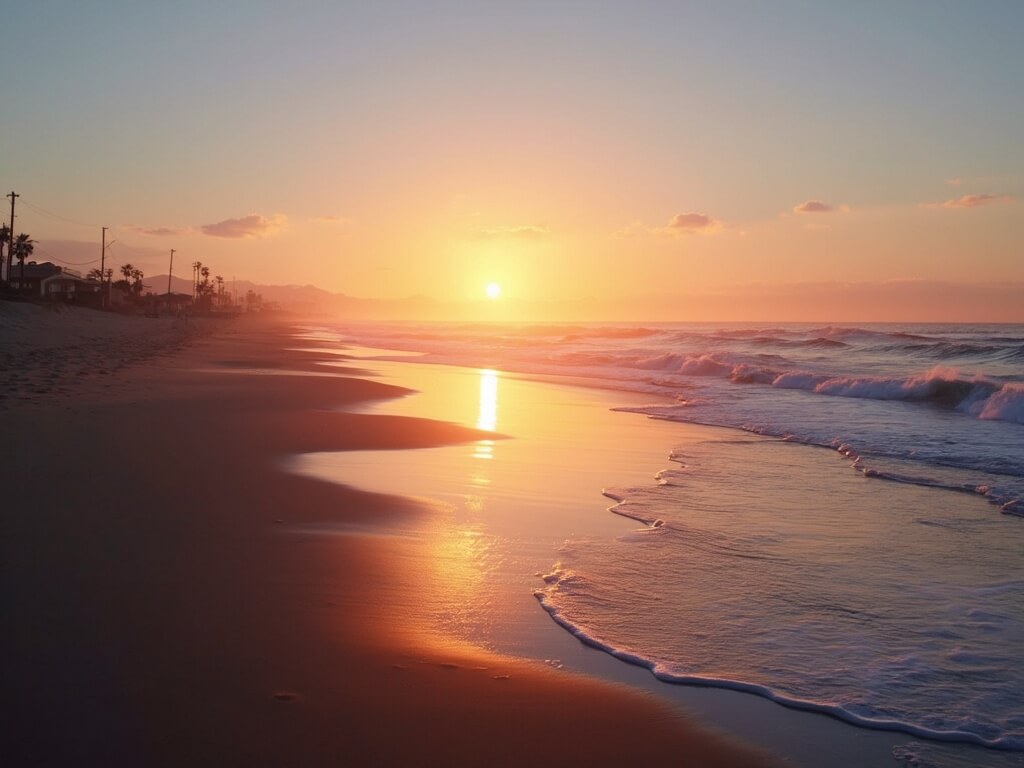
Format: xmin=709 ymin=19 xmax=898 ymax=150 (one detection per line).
xmin=535 ymin=436 xmax=1024 ymax=756
xmin=537 ymin=584 xmax=1023 ymax=752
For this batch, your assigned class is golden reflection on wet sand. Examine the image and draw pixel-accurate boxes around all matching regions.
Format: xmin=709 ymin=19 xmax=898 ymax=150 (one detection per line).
xmin=287 ymin=359 xmax=680 ymax=652
xmin=473 ymin=369 xmax=499 ymax=460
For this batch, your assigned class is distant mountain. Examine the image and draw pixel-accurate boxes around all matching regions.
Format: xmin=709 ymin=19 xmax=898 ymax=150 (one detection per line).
xmin=148 ymin=274 xmax=445 ymax=319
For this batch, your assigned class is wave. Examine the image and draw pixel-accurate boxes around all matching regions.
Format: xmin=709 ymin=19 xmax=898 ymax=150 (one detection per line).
xmin=534 ymin=583 xmax=1023 ymax=752
xmin=543 ymin=337 xmax=1024 ymax=425
xmin=618 ymin=352 xmax=1024 ymax=424
xmin=872 ymin=341 xmax=1024 ymax=363
xmin=968 ymin=382 xmax=1024 ymax=423
xmin=560 ymin=326 xmax=661 ymax=341
xmin=853 ymin=464 xmax=1023 ymax=514
xmin=604 ymin=411 xmax=1024 ymax=513
xmin=808 ymin=326 xmax=932 ymax=342
xmin=784 ymin=368 xmax=981 ymax=405
xmin=706 ymin=328 xmax=794 ymax=339
xmin=667 ymin=361 xmax=1023 ymax=425
xmin=750 ymin=335 xmax=850 ymax=349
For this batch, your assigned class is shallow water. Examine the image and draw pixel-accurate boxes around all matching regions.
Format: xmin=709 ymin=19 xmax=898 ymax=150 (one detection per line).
xmin=538 ymin=435 xmax=1024 ymax=750
xmin=292 ymin=322 xmax=1024 ymax=766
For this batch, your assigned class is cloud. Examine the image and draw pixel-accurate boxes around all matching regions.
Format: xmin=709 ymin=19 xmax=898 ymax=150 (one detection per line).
xmin=661 ymin=212 xmax=722 ymax=235
xmin=926 ymin=193 xmax=1013 ymax=209
xmin=616 ymin=212 xmax=723 ymax=238
xmin=127 ymin=225 xmax=186 ymax=236
xmin=945 ymin=178 xmax=962 ymax=186
xmin=793 ymin=200 xmax=834 ymax=214
xmin=314 ymin=215 xmax=353 ymax=225
xmin=200 ymin=213 xmax=286 ymax=239
xmin=472 ymin=224 xmax=549 ymax=240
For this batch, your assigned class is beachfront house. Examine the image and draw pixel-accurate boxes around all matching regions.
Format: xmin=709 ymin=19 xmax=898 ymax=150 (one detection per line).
xmin=7 ymin=261 xmax=62 ymax=294
xmin=8 ymin=262 xmax=102 ymax=305
xmin=41 ymin=272 xmax=103 ymax=304
xmin=147 ymin=292 xmax=194 ymax=316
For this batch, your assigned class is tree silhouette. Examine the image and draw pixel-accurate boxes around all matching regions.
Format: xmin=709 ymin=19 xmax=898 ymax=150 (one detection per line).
xmin=87 ymin=267 xmax=112 ymax=283
xmin=130 ymin=267 xmax=144 ymax=295
xmin=15 ymin=233 xmax=35 ymax=293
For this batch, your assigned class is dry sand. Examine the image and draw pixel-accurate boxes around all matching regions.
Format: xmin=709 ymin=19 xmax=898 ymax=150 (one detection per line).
xmin=0 ymin=306 xmax=778 ymax=766
xmin=0 ymin=302 xmax=209 ymax=408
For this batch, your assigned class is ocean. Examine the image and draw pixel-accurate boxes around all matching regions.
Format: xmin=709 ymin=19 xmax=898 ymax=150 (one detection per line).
xmin=298 ymin=321 xmax=1024 ymax=766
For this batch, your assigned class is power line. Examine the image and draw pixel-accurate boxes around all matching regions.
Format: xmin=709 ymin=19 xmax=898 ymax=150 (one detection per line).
xmin=5 ymin=191 xmax=17 ymax=283
xmin=49 ymin=256 xmax=101 ymax=266
xmin=31 ymin=243 xmax=100 ymax=266
xmin=20 ymin=199 xmax=97 ymax=228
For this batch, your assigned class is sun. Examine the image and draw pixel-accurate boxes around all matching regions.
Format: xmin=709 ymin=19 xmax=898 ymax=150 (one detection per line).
xmin=485 ymin=282 xmax=502 ymax=300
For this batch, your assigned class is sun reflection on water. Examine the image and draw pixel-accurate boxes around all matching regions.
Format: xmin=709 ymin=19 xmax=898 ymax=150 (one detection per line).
xmin=473 ymin=369 xmax=499 ymax=460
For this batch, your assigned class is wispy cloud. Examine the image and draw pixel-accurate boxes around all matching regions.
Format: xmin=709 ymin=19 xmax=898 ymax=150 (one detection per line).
xmin=616 ymin=212 xmax=723 ymax=237
xmin=201 ymin=213 xmax=287 ymax=239
xmin=472 ymin=224 xmax=549 ymax=240
xmin=923 ymin=194 xmax=1013 ymax=209
xmin=661 ymin=212 xmax=722 ymax=235
xmin=314 ymin=215 xmax=353 ymax=225
xmin=793 ymin=200 xmax=834 ymax=214
xmin=945 ymin=178 xmax=962 ymax=186
xmin=126 ymin=225 xmax=186 ymax=236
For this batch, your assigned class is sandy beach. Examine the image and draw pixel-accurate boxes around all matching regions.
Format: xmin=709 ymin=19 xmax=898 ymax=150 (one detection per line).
xmin=0 ymin=305 xmax=775 ymax=766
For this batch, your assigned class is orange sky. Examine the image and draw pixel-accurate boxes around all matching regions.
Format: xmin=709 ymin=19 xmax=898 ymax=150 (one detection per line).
xmin=2 ymin=3 xmax=1022 ymax=320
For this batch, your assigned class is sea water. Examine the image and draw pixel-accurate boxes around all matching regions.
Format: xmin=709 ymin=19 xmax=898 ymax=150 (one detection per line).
xmin=304 ymin=322 xmax=1024 ymax=763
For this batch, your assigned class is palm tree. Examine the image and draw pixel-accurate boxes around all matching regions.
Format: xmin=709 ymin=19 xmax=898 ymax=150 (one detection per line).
xmin=15 ymin=233 xmax=35 ymax=293
xmin=130 ymin=267 xmax=144 ymax=295
xmin=0 ymin=224 xmax=9 ymax=283
xmin=120 ymin=263 xmax=134 ymax=282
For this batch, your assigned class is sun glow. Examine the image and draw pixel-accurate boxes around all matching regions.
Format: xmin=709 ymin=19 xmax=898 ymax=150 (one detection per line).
xmin=485 ymin=282 xmax=502 ymax=300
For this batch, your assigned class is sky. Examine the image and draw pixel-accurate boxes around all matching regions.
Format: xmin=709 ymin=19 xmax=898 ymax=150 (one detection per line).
xmin=2 ymin=1 xmax=1022 ymax=320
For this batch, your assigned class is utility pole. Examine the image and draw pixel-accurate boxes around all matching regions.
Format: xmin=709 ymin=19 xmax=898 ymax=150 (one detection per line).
xmin=6 ymin=191 xmax=18 ymax=284
xmin=100 ymin=227 xmax=108 ymax=308
xmin=167 ymin=249 xmax=175 ymax=295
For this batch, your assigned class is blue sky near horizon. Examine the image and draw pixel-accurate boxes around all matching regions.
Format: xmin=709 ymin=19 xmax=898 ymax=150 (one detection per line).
xmin=2 ymin=1 xmax=1021 ymax=317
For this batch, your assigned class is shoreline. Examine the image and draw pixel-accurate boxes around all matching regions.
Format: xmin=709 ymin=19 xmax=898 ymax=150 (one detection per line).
xmin=295 ymin=336 xmax=1024 ymax=767
xmin=0 ymin=312 xmax=774 ymax=766
xmin=293 ymin=352 xmax=923 ymax=768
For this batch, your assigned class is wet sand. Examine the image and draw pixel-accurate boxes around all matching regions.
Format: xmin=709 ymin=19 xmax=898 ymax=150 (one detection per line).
xmin=0 ymin=309 xmax=774 ymax=766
